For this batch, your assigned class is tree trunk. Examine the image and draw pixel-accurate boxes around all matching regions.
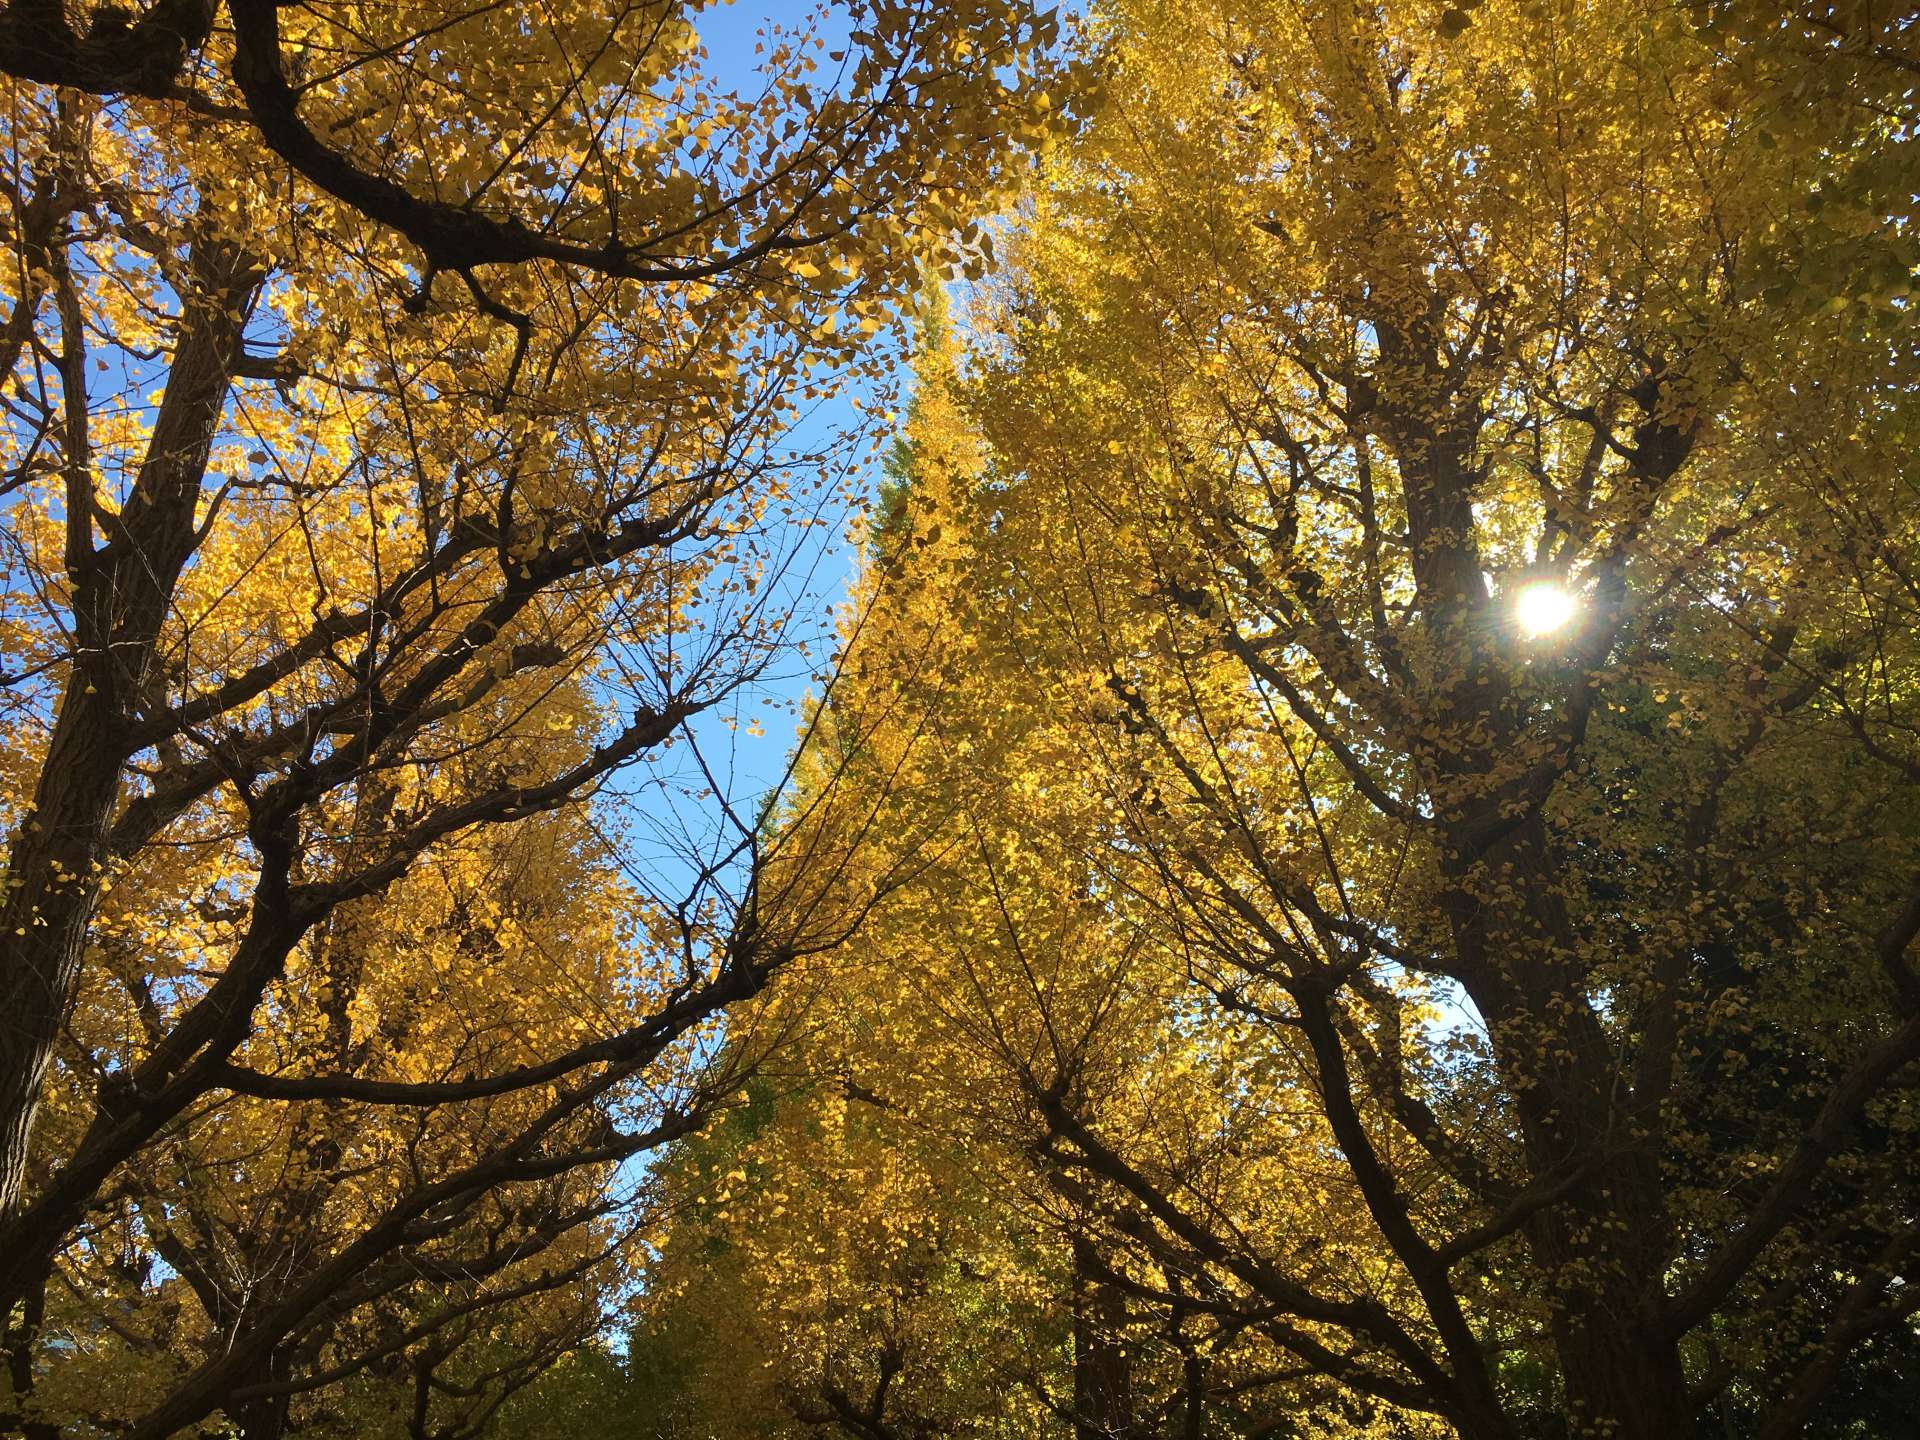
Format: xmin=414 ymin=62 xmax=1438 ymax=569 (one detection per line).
xmin=1071 ymin=1234 xmax=1135 ymax=1440
xmin=227 ymin=1360 xmax=292 ymax=1440
xmin=0 ymin=243 xmax=257 ymax=1219
xmin=1449 ymin=812 xmax=1692 ymax=1440
xmin=1 ymin=1261 xmax=58 ymax=1440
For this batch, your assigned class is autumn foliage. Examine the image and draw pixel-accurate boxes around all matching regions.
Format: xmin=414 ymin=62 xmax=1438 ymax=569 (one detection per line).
xmin=4 ymin=2 xmax=1919 ymax=1439
xmin=641 ymin=4 xmax=1920 ymax=1440
xmin=0 ymin=0 xmax=1059 ymax=1433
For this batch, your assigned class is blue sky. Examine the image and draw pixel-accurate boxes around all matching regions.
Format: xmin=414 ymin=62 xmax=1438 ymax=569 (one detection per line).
xmin=596 ymin=0 xmax=921 ymax=966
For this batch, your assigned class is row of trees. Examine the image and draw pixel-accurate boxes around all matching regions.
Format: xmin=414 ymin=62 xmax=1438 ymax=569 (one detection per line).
xmin=630 ymin=2 xmax=1920 ymax=1439
xmin=5 ymin=0 xmax=1919 ymax=1436
xmin=0 ymin=0 xmax=1065 ymax=1433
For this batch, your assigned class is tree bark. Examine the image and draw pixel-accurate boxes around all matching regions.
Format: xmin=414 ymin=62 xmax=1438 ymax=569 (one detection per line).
xmin=0 ymin=241 xmax=258 ymax=1218
xmin=1448 ymin=812 xmax=1692 ymax=1440
xmin=1071 ymin=1234 xmax=1135 ymax=1440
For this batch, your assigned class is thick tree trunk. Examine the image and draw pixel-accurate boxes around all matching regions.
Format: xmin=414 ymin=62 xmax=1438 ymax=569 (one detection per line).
xmin=1551 ymin=1307 xmax=1692 ymax=1440
xmin=226 ymin=1350 xmax=293 ymax=1440
xmin=1071 ymin=1234 xmax=1135 ymax=1440
xmin=0 ymin=244 xmax=257 ymax=1219
xmin=1450 ymin=813 xmax=1692 ymax=1440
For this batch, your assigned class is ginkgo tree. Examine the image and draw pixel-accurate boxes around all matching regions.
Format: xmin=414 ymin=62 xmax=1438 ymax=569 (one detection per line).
xmin=0 ymin=1 xmax=1066 ymax=1433
xmin=634 ymin=308 xmax=1452 ymax=1440
xmin=700 ymin=2 xmax=1920 ymax=1439
xmin=952 ymin=1 xmax=1920 ymax=1436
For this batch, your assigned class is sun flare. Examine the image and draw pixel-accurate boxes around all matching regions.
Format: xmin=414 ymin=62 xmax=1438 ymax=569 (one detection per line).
xmin=1514 ymin=581 xmax=1578 ymax=637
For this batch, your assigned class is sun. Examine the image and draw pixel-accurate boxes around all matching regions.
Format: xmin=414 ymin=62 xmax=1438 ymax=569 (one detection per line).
xmin=1514 ymin=580 xmax=1578 ymax=638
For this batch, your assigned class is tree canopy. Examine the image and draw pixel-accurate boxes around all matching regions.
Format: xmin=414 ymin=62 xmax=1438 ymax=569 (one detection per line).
xmin=0 ymin=0 xmax=1060 ymax=1432
xmin=3 ymin=1 xmax=1917 ymax=1438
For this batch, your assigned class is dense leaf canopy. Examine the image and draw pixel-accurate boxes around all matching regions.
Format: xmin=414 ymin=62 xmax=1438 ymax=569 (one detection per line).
xmin=2 ymin=2 xmax=1916 ymax=1438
